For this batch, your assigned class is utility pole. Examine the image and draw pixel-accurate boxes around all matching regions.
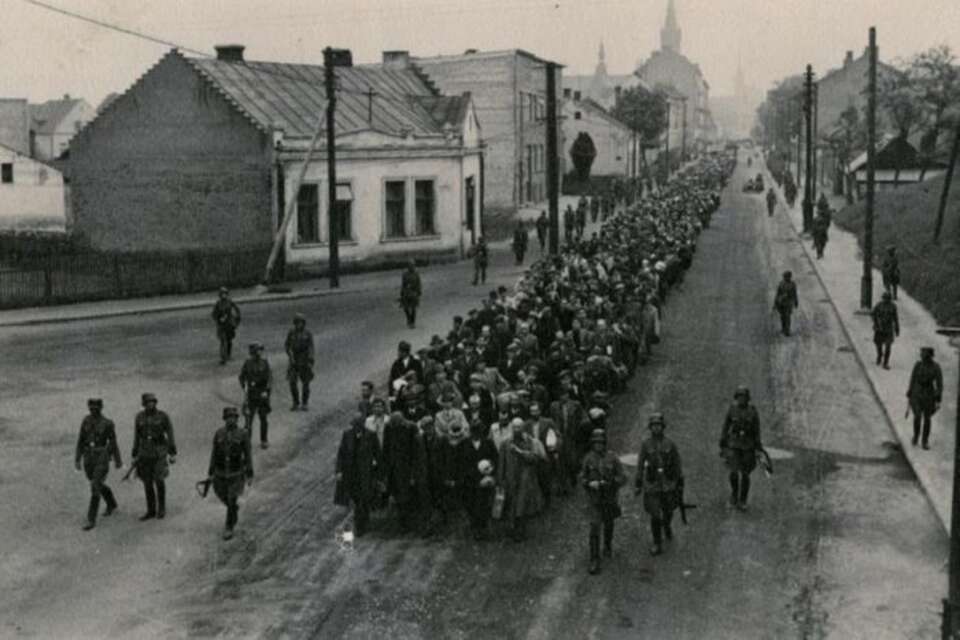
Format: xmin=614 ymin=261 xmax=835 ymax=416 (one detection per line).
xmin=861 ymin=29 xmax=877 ymax=310
xmin=664 ymin=100 xmax=671 ymax=182
xmin=802 ymin=64 xmax=815 ymax=233
xmin=933 ymin=122 xmax=960 ymax=243
xmin=796 ymin=93 xmax=803 ymax=188
xmin=945 ymin=344 xmax=960 ymax=639
xmin=545 ymin=61 xmax=559 ymax=255
xmin=323 ymin=47 xmax=351 ymax=289
xmin=812 ymin=82 xmax=819 ymax=206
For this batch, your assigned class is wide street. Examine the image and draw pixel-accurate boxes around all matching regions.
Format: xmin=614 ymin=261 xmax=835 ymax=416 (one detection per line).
xmin=0 ymin=160 xmax=948 ymax=639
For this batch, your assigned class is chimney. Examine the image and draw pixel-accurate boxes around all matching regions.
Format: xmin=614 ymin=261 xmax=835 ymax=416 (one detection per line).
xmin=215 ymin=44 xmax=245 ymax=62
xmin=563 ymin=88 xmax=572 ymax=99
xmin=63 ymin=93 xmax=71 ymax=101
xmin=464 ymin=48 xmax=479 ymax=55
xmin=382 ymin=50 xmax=410 ymax=69
xmin=573 ymin=90 xmax=581 ymax=101
xmin=844 ymin=50 xmax=853 ymax=67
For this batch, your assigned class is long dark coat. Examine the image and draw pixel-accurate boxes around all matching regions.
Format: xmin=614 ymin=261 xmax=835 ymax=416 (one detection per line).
xmin=907 ymin=359 xmax=944 ymax=413
xmin=334 ymin=424 xmax=382 ymax=507
xmin=382 ymin=418 xmax=424 ymax=506
xmin=497 ymin=433 xmax=546 ymax=520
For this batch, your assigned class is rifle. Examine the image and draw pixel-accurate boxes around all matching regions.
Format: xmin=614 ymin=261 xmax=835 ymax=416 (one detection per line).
xmin=195 ymin=477 xmax=213 ymax=498
xmin=121 ymin=461 xmax=138 ymax=482
xmin=904 ymin=403 xmax=912 ymax=420
xmin=757 ymin=447 xmax=774 ymax=478
xmin=676 ymin=477 xmax=698 ymax=525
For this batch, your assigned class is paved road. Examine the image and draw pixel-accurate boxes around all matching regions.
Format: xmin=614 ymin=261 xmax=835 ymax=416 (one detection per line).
xmin=0 ymin=172 xmax=946 ymax=639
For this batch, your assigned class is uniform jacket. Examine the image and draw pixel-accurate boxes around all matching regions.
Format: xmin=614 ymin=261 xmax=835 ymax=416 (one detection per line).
xmin=907 ymin=359 xmax=944 ymax=411
xmin=240 ymin=358 xmax=272 ymax=394
xmin=132 ymin=409 xmax=176 ymax=460
xmin=285 ymin=328 xmax=315 ymax=366
xmin=76 ymin=415 xmax=122 ymax=479
xmin=720 ymin=403 xmax=762 ymax=451
xmin=208 ymin=426 xmax=254 ymax=479
xmin=636 ymin=436 xmax=682 ymax=493
xmin=334 ymin=423 xmax=382 ymax=507
xmin=871 ymin=301 xmax=900 ymax=339
xmin=400 ymin=270 xmax=422 ymax=305
xmin=580 ymin=449 xmax=626 ymax=514
xmin=211 ymin=298 xmax=241 ymax=328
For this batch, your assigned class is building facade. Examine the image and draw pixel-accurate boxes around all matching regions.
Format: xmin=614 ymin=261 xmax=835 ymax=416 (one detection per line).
xmin=415 ymin=49 xmax=562 ymax=211
xmin=817 ymin=48 xmax=897 ymax=138
xmin=0 ymin=142 xmax=66 ymax=223
xmin=69 ymin=47 xmax=482 ymax=269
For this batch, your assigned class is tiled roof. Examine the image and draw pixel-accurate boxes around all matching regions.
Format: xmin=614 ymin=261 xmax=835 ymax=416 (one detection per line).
xmin=184 ymin=53 xmax=467 ymax=139
xmin=30 ymin=98 xmax=82 ymax=135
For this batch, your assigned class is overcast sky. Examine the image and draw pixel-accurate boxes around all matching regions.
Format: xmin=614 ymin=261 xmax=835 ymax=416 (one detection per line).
xmin=4 ymin=0 xmax=959 ymax=109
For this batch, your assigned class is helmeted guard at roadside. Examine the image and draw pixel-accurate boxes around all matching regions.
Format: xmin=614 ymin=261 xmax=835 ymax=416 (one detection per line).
xmin=635 ymin=412 xmax=683 ymax=556
xmin=773 ymin=271 xmax=799 ymax=336
xmin=719 ymin=386 xmax=762 ymax=511
xmin=766 ymin=187 xmax=777 ymax=216
xmin=75 ymin=398 xmax=122 ymax=530
xmin=285 ymin=313 xmax=315 ymax=411
xmin=207 ymin=406 xmax=253 ymax=540
xmin=581 ymin=428 xmax=626 ymax=574
xmin=399 ymin=260 xmax=423 ymax=328
xmin=881 ymin=246 xmax=900 ymax=300
xmin=239 ymin=342 xmax=273 ymax=448
xmin=871 ymin=291 xmax=899 ymax=369
xmin=211 ymin=287 xmax=241 ymax=365
xmin=907 ymin=347 xmax=944 ymax=449
xmin=132 ymin=392 xmax=176 ymax=521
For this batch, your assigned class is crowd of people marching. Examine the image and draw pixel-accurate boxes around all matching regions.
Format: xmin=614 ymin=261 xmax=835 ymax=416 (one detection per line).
xmin=334 ymin=153 xmax=736 ymax=550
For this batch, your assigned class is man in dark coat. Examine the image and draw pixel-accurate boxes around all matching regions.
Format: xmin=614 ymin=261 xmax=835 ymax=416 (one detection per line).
xmin=766 ymin=187 xmax=777 ymax=217
xmin=75 ymin=398 xmax=122 ymax=530
xmin=871 ymin=291 xmax=899 ymax=369
xmin=773 ymin=271 xmax=799 ymax=336
xmin=497 ymin=423 xmax=546 ymax=541
xmin=400 ymin=260 xmax=422 ymax=328
xmin=417 ymin=416 xmax=447 ymax=535
xmin=239 ymin=342 xmax=273 ymax=448
xmin=635 ymin=413 xmax=682 ymax=557
xmin=471 ymin=237 xmax=489 ymax=286
xmin=907 ymin=347 xmax=944 ymax=449
xmin=719 ymin=386 xmax=762 ymax=511
xmin=582 ymin=428 xmax=626 ymax=573
xmin=535 ymin=210 xmax=549 ymax=252
xmin=513 ymin=221 xmax=529 ymax=265
xmin=563 ymin=205 xmax=575 ymax=242
xmin=211 ymin=287 xmax=241 ymax=365
xmin=550 ymin=385 xmax=587 ymax=493
xmin=285 ymin=313 xmax=315 ymax=411
xmin=132 ymin=393 xmax=176 ymax=521
xmin=207 ymin=406 xmax=254 ymax=540
xmin=383 ymin=412 xmax=425 ymax=533
xmin=459 ymin=420 xmax=499 ymax=540
xmin=882 ymin=246 xmax=900 ymax=300
xmin=812 ymin=212 xmax=829 ymax=259
xmin=388 ymin=341 xmax=423 ymax=402
xmin=335 ymin=413 xmax=382 ymax=536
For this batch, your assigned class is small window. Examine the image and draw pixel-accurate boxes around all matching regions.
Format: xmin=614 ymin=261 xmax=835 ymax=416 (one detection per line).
xmin=1 ymin=163 xmax=12 ymax=184
xmin=296 ymin=184 xmax=320 ymax=243
xmin=574 ymin=111 xmax=581 ymax=120
xmin=333 ymin=183 xmax=353 ymax=241
xmin=415 ymin=180 xmax=436 ymax=235
xmin=385 ymin=180 xmax=406 ymax=238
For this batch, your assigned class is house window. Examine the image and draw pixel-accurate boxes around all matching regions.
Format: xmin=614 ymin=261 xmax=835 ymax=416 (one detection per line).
xmin=1 ymin=163 xmax=12 ymax=184
xmin=574 ymin=111 xmax=582 ymax=120
xmin=414 ymin=180 xmax=436 ymax=235
xmin=385 ymin=180 xmax=406 ymax=238
xmin=333 ymin=183 xmax=353 ymax=241
xmin=296 ymin=183 xmax=320 ymax=243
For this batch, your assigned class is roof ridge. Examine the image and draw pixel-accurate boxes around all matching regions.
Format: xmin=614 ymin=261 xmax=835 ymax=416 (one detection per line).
xmin=182 ymin=56 xmax=270 ymax=133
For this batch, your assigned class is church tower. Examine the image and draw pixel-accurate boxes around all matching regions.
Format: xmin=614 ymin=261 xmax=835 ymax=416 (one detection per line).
xmin=660 ymin=0 xmax=682 ymax=53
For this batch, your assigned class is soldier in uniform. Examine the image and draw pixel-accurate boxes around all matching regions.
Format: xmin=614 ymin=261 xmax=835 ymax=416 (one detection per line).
xmin=907 ymin=347 xmax=944 ymax=449
xmin=881 ymin=246 xmax=900 ymax=300
xmin=871 ymin=291 xmax=900 ymax=369
xmin=285 ymin=314 xmax=315 ymax=411
xmin=239 ymin=342 xmax=273 ymax=449
xmin=211 ymin=287 xmax=241 ymax=365
xmin=75 ymin=398 xmax=122 ymax=530
xmin=635 ymin=413 xmax=683 ymax=556
xmin=471 ymin=237 xmax=489 ymax=286
xmin=773 ymin=271 xmax=799 ymax=336
xmin=581 ymin=428 xmax=626 ymax=574
xmin=811 ymin=212 xmax=829 ymax=259
xmin=207 ymin=406 xmax=254 ymax=540
xmin=399 ymin=260 xmax=422 ymax=328
xmin=132 ymin=393 xmax=176 ymax=520
xmin=766 ymin=187 xmax=777 ymax=217
xmin=719 ymin=386 xmax=762 ymax=511
xmin=512 ymin=220 xmax=529 ymax=265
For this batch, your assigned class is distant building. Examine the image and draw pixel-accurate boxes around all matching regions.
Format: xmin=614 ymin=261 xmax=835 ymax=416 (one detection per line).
xmin=712 ymin=58 xmax=755 ymax=140
xmin=564 ymin=43 xmax=649 ymax=111
xmin=847 ymin=135 xmax=946 ymax=193
xmin=817 ymin=48 xmax=898 ymax=138
xmin=0 ymin=142 xmax=66 ymax=223
xmin=562 ymin=92 xmax=637 ymax=177
xmin=29 ymin=95 xmax=94 ymax=160
xmin=0 ymin=99 xmax=31 ymax=156
xmin=69 ymin=46 xmax=482 ymax=268
xmin=415 ymin=48 xmax=563 ymax=211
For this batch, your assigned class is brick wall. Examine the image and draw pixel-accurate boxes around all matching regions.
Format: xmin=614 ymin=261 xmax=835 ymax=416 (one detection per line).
xmin=69 ymin=53 xmax=273 ymax=252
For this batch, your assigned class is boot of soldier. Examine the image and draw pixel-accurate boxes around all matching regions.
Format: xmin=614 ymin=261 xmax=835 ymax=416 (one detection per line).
xmin=260 ymin=420 xmax=269 ymax=448
xmin=603 ymin=521 xmax=614 ymax=557
xmin=875 ymin=346 xmax=882 ymax=365
xmin=101 ymin=485 xmax=118 ymax=516
xmin=729 ymin=473 xmax=739 ymax=507
xmin=301 ymin=384 xmax=310 ymax=411
xmin=140 ymin=482 xmax=156 ymax=520
xmin=663 ymin=513 xmax=674 ymax=541
xmin=738 ymin=475 xmax=751 ymax=511
xmin=588 ymin=532 xmax=601 ymax=574
xmin=289 ymin=383 xmax=300 ymax=411
xmin=156 ymin=481 xmax=166 ymax=519
xmin=649 ymin=519 xmax=663 ymax=556
xmin=84 ymin=493 xmax=100 ymax=530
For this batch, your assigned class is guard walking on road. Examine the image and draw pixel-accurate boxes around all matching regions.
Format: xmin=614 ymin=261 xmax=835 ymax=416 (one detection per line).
xmin=720 ymin=386 xmax=762 ymax=511
xmin=635 ymin=413 xmax=683 ymax=556
xmin=240 ymin=342 xmax=273 ymax=448
xmin=581 ymin=428 xmax=626 ymax=574
xmin=773 ymin=271 xmax=799 ymax=336
xmin=766 ymin=188 xmax=777 ymax=217
xmin=207 ymin=406 xmax=254 ymax=540
xmin=513 ymin=221 xmax=529 ymax=265
xmin=906 ymin=347 xmax=944 ymax=449
xmin=882 ymin=246 xmax=900 ymax=300
xmin=75 ymin=398 xmax=122 ymax=530
xmin=470 ymin=237 xmax=488 ymax=286
xmin=285 ymin=314 xmax=315 ymax=411
xmin=871 ymin=292 xmax=899 ymax=369
xmin=132 ymin=393 xmax=176 ymax=521
xmin=211 ymin=287 xmax=241 ymax=365
xmin=399 ymin=260 xmax=422 ymax=328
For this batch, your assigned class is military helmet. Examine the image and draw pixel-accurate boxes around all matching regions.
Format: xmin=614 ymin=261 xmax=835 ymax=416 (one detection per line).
xmin=222 ymin=406 xmax=239 ymax=419
xmin=293 ymin=313 xmax=306 ymax=324
xmin=219 ymin=286 xmax=229 ymax=295
xmin=733 ymin=385 xmax=750 ymax=400
xmin=248 ymin=342 xmax=264 ymax=352
xmin=783 ymin=270 xmax=792 ymax=280
xmin=590 ymin=428 xmax=607 ymax=444
xmin=141 ymin=392 xmax=158 ymax=405
xmin=87 ymin=398 xmax=104 ymax=409
xmin=882 ymin=291 xmax=892 ymax=301
xmin=648 ymin=412 xmax=666 ymax=427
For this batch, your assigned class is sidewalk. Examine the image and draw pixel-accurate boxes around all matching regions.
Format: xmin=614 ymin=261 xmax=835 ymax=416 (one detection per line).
xmin=762 ymin=155 xmax=958 ymax=533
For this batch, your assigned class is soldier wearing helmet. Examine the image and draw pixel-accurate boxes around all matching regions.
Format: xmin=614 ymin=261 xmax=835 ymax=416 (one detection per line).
xmin=719 ymin=386 xmax=762 ymax=511
xmin=211 ymin=287 xmax=241 ymax=365
xmin=635 ymin=412 xmax=683 ymax=556
xmin=207 ymin=406 xmax=253 ymax=540
xmin=284 ymin=313 xmax=315 ymax=411
xmin=75 ymin=398 xmax=122 ymax=530
xmin=132 ymin=392 xmax=176 ymax=521
xmin=871 ymin=291 xmax=899 ymax=369
xmin=239 ymin=342 xmax=273 ymax=449
xmin=773 ymin=271 xmax=799 ymax=336
xmin=580 ymin=427 xmax=626 ymax=574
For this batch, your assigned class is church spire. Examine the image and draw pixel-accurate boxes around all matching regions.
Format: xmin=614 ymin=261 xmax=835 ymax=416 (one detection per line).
xmin=599 ymin=41 xmax=605 ymax=63
xmin=661 ymin=0 xmax=682 ymax=53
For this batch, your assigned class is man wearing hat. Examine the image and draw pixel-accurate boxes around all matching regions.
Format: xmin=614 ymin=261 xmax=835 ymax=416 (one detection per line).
xmin=550 ymin=385 xmax=587 ymax=493
xmin=907 ymin=347 xmax=944 ymax=449
xmin=399 ymin=260 xmax=422 ymax=328
xmin=207 ymin=406 xmax=254 ymax=540
xmin=635 ymin=413 xmax=683 ymax=556
xmin=581 ymin=428 xmax=626 ymax=573
xmin=284 ymin=314 xmax=315 ymax=411
xmin=773 ymin=271 xmax=799 ymax=336
xmin=335 ymin=412 xmax=382 ymax=537
xmin=132 ymin=393 xmax=177 ymax=520
xmin=871 ymin=292 xmax=900 ymax=369
xmin=388 ymin=341 xmax=423 ymax=403
xmin=719 ymin=386 xmax=762 ymax=510
xmin=239 ymin=343 xmax=273 ymax=449
xmin=881 ymin=246 xmax=900 ymax=300
xmin=75 ymin=399 xmax=122 ymax=530
xmin=211 ymin=287 xmax=241 ymax=365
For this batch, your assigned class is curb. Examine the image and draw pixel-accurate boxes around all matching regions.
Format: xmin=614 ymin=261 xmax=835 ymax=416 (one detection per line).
xmin=764 ymin=163 xmax=950 ymax=533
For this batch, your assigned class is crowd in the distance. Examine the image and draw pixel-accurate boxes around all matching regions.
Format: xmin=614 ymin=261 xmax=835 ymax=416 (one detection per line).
xmin=335 ymin=154 xmax=736 ymax=542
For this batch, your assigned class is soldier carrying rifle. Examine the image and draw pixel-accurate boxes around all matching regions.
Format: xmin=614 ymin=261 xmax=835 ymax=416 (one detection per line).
xmin=581 ymin=428 xmax=626 ymax=574
xmin=635 ymin=413 xmax=683 ymax=557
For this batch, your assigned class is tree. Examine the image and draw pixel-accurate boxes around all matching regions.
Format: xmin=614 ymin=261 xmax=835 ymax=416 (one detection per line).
xmin=610 ymin=86 xmax=667 ymax=146
xmin=569 ymin=132 xmax=597 ymax=180
xmin=877 ymin=69 xmax=924 ymax=140
xmin=827 ymin=105 xmax=866 ymax=203
xmin=907 ymin=45 xmax=960 ymax=152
